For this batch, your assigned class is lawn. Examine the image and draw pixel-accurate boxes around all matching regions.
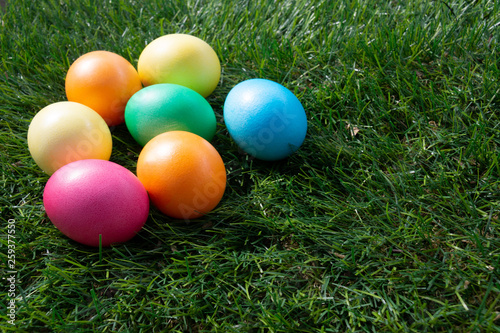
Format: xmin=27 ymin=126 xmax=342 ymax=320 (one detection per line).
xmin=1 ymin=0 xmax=499 ymax=332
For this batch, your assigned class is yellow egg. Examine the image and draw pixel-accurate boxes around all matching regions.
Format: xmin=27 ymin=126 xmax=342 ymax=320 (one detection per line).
xmin=137 ymin=34 xmax=221 ymax=97
xmin=28 ymin=101 xmax=112 ymax=175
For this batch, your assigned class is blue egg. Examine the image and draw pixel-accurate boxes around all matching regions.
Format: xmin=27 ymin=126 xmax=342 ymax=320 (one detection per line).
xmin=223 ymin=79 xmax=307 ymax=161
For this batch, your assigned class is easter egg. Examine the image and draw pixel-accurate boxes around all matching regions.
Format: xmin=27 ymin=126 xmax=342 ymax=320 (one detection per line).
xmin=137 ymin=131 xmax=226 ymax=220
xmin=125 ymin=83 xmax=216 ymax=146
xmin=27 ymin=101 xmax=112 ymax=175
xmin=137 ymin=34 xmax=220 ymax=97
xmin=43 ymin=159 xmax=150 ymax=247
xmin=223 ymin=78 xmax=307 ymax=161
xmin=65 ymin=50 xmax=143 ymax=126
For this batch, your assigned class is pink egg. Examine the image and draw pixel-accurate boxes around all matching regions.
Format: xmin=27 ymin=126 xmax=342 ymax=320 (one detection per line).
xmin=43 ymin=159 xmax=149 ymax=247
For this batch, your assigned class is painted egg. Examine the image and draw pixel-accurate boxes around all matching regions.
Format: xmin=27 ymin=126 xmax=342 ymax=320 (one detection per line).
xmin=27 ymin=101 xmax=112 ymax=175
xmin=43 ymin=159 xmax=150 ymax=247
xmin=223 ymin=78 xmax=307 ymax=161
xmin=125 ymin=83 xmax=216 ymax=146
xmin=65 ymin=50 xmax=143 ymax=126
xmin=136 ymin=131 xmax=226 ymax=220
xmin=137 ymin=34 xmax=220 ymax=97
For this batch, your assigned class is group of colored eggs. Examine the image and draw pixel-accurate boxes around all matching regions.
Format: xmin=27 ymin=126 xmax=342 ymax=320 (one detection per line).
xmin=27 ymin=34 xmax=308 ymax=247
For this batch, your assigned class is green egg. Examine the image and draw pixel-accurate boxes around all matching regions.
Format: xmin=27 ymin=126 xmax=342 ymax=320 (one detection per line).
xmin=124 ymin=83 xmax=216 ymax=146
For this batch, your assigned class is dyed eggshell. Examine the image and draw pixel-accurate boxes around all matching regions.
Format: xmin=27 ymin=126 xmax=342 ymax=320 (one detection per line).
xmin=223 ymin=79 xmax=307 ymax=161
xmin=137 ymin=34 xmax=221 ymax=97
xmin=27 ymin=101 xmax=112 ymax=175
xmin=125 ymin=83 xmax=216 ymax=146
xmin=65 ymin=50 xmax=143 ymax=126
xmin=136 ymin=131 xmax=226 ymax=220
xmin=43 ymin=159 xmax=150 ymax=247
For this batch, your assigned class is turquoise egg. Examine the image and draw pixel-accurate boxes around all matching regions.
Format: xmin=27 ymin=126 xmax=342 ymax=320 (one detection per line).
xmin=125 ymin=83 xmax=216 ymax=146
xmin=223 ymin=79 xmax=307 ymax=161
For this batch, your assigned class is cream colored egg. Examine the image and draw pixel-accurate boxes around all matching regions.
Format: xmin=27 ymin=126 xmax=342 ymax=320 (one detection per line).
xmin=27 ymin=101 xmax=112 ymax=175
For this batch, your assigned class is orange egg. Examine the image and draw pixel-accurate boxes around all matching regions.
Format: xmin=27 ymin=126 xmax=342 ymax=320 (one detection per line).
xmin=137 ymin=131 xmax=226 ymax=220
xmin=65 ymin=50 xmax=143 ymax=126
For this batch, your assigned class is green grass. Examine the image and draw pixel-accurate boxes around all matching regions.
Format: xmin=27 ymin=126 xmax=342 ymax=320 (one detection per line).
xmin=1 ymin=0 xmax=500 ymax=331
